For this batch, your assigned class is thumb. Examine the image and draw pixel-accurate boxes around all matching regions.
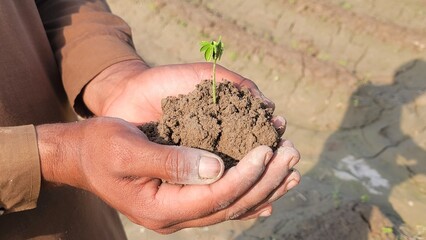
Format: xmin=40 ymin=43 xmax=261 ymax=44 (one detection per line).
xmin=136 ymin=143 xmax=225 ymax=185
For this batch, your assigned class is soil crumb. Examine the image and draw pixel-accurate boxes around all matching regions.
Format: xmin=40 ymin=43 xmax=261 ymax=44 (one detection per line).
xmin=139 ymin=80 xmax=280 ymax=168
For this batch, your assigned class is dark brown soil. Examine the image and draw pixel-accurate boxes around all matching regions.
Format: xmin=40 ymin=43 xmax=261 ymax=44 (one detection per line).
xmin=139 ymin=80 xmax=279 ymax=168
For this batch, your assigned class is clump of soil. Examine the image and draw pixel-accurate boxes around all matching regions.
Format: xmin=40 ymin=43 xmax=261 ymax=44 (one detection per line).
xmin=139 ymin=80 xmax=280 ymax=168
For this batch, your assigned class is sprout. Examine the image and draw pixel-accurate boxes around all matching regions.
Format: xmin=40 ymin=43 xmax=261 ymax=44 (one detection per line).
xmin=200 ymin=36 xmax=224 ymax=104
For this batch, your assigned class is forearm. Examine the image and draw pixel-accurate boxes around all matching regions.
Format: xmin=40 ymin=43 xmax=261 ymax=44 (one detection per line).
xmin=36 ymin=0 xmax=143 ymax=116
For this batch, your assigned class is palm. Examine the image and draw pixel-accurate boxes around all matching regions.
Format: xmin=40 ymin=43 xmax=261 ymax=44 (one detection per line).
xmin=101 ymin=63 xmax=257 ymax=123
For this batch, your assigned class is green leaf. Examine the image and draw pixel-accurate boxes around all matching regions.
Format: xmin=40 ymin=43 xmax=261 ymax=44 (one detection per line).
xmin=204 ymin=46 xmax=213 ymax=61
xmin=200 ymin=44 xmax=210 ymax=53
xmin=199 ymin=40 xmax=210 ymax=46
xmin=211 ymin=37 xmax=224 ymax=61
xmin=200 ymin=41 xmax=210 ymax=50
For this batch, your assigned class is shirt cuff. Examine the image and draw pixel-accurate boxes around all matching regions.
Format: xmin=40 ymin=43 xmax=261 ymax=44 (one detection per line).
xmin=0 ymin=125 xmax=41 ymax=214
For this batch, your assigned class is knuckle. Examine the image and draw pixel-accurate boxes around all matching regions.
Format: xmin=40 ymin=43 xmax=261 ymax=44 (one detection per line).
xmin=226 ymin=207 xmax=249 ymax=220
xmin=212 ymin=199 xmax=232 ymax=212
xmin=278 ymin=146 xmax=300 ymax=166
xmin=164 ymin=147 xmax=191 ymax=183
xmin=164 ymin=148 xmax=181 ymax=181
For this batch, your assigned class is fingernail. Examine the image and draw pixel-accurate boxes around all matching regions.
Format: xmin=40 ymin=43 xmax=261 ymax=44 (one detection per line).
xmin=259 ymin=210 xmax=272 ymax=217
xmin=286 ymin=179 xmax=299 ymax=191
xmin=199 ymin=157 xmax=222 ymax=179
xmin=274 ymin=116 xmax=285 ymax=126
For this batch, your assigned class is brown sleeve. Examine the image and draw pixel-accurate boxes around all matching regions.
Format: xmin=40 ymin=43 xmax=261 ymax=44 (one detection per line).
xmin=36 ymin=0 xmax=142 ymax=116
xmin=0 ymin=125 xmax=41 ymax=214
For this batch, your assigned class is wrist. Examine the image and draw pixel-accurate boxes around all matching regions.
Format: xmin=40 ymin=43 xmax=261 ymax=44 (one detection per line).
xmin=36 ymin=123 xmax=85 ymax=189
xmin=83 ymin=60 xmax=150 ymax=116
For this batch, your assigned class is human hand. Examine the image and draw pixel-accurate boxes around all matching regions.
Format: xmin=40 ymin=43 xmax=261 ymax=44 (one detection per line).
xmin=36 ymin=117 xmax=300 ymax=233
xmin=83 ymin=60 xmax=274 ymax=123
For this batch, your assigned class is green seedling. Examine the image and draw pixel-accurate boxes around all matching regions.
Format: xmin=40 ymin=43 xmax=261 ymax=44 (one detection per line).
xmin=200 ymin=36 xmax=224 ymax=104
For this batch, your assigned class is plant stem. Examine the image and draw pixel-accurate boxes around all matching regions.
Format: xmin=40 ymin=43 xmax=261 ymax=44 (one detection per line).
xmin=212 ymin=59 xmax=217 ymax=104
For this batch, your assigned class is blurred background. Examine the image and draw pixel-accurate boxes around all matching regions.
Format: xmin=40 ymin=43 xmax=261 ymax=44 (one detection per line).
xmin=106 ymin=0 xmax=426 ymax=239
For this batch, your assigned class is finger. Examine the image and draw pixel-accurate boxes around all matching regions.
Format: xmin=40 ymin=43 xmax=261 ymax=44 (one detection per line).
xmin=247 ymin=85 xmax=275 ymax=110
xmin=267 ymin=168 xmax=301 ymax=203
xmin=260 ymin=142 xmax=301 ymax=204
xmin=236 ymin=77 xmax=275 ymax=110
xmin=145 ymin=146 xmax=274 ymax=225
xmin=274 ymin=139 xmax=299 ymax=168
xmin=225 ymin=142 xmax=300 ymax=217
xmin=280 ymin=139 xmax=295 ymax=148
xmin=224 ymin=144 xmax=299 ymax=219
xmin=237 ymin=204 xmax=273 ymax=220
xmin=160 ymin=143 xmax=300 ymax=231
xmin=272 ymin=116 xmax=286 ymax=137
xmin=236 ymin=168 xmax=301 ymax=220
xmin=216 ymin=65 xmax=275 ymax=110
xmin=155 ymin=204 xmax=272 ymax=233
xmin=128 ymin=141 xmax=225 ymax=185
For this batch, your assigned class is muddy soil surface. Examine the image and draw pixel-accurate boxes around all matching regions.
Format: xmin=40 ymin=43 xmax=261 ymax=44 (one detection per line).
xmin=107 ymin=0 xmax=426 ymax=239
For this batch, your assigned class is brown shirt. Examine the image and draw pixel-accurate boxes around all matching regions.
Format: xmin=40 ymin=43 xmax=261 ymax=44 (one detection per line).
xmin=0 ymin=1 xmax=141 ymax=239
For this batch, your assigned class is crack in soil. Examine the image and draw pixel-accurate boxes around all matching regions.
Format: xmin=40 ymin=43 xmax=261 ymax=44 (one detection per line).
xmin=352 ymin=46 xmax=369 ymax=75
xmin=364 ymin=136 xmax=409 ymax=159
xmin=352 ymin=203 xmax=372 ymax=231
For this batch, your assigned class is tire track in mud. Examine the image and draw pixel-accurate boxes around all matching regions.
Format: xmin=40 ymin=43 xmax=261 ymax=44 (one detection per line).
xmin=195 ymin=0 xmax=426 ymax=51
xmin=277 ymin=0 xmax=426 ymax=51
xmin=325 ymin=0 xmax=426 ymax=30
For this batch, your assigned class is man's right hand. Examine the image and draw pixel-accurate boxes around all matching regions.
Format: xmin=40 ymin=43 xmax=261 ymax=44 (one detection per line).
xmin=36 ymin=117 xmax=300 ymax=234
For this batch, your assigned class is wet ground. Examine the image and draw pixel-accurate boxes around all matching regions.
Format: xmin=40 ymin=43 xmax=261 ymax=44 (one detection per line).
xmin=106 ymin=0 xmax=426 ymax=239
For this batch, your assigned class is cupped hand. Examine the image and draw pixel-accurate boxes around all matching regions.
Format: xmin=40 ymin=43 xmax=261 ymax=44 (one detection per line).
xmin=83 ymin=60 xmax=274 ymax=123
xmin=77 ymin=60 xmax=301 ymax=233
xmin=36 ymin=117 xmax=300 ymax=234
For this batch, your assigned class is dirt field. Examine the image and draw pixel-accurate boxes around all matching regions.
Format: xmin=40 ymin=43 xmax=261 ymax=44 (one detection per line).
xmin=106 ymin=0 xmax=426 ymax=239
